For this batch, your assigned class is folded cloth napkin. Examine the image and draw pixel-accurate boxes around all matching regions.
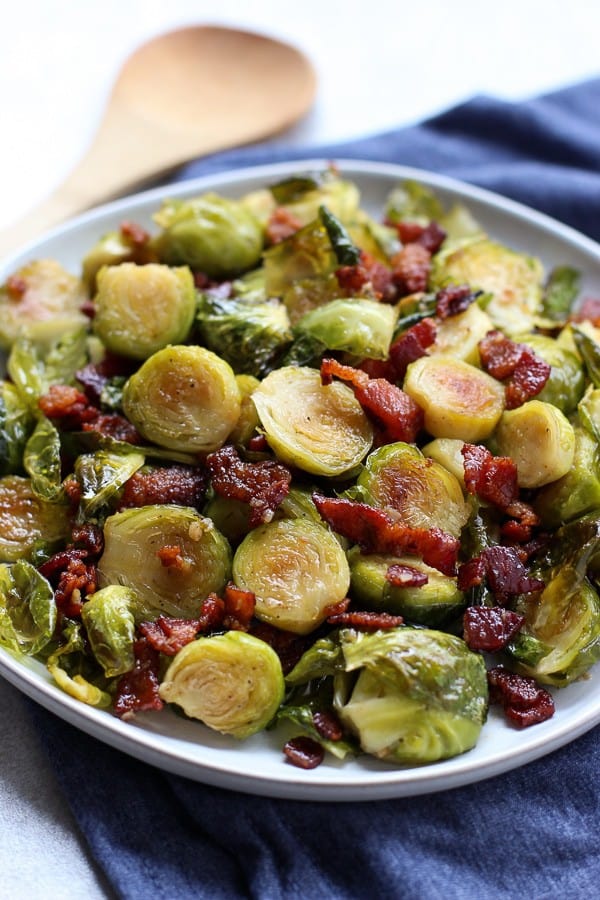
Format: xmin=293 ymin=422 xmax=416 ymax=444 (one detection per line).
xmin=30 ymin=77 xmax=600 ymax=900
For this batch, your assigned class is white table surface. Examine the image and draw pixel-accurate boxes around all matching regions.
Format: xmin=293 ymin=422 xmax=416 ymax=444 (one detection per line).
xmin=1 ymin=1 xmax=598 ymax=896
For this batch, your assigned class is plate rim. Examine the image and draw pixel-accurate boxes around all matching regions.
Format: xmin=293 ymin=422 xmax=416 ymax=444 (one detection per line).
xmin=2 ymin=157 xmax=600 ymax=801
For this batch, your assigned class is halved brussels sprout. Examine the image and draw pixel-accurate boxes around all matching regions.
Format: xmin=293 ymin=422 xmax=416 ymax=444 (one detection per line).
xmin=432 ymin=238 xmax=544 ymax=335
xmin=429 ymin=303 xmax=493 ymax=366
xmin=81 ymin=586 xmax=136 ymax=677
xmin=159 ymin=631 xmax=284 ymax=738
xmin=153 ymin=192 xmax=263 ymax=278
xmin=97 ymin=504 xmax=231 ymax=621
xmin=348 ymin=549 xmax=465 ymax=626
xmin=75 ymin=449 xmax=145 ymax=521
xmin=82 ymin=229 xmax=157 ymax=291
xmin=403 ymin=355 xmax=505 ymax=441
xmin=294 ymin=298 xmax=397 ymax=360
xmin=0 ymin=560 xmax=56 ymax=656
xmin=422 ymin=438 xmax=467 ymax=488
xmin=233 ymin=518 xmax=350 ymax=634
xmin=0 ymin=381 xmax=33 ymax=476
xmin=334 ymin=627 xmax=488 ymax=764
xmin=534 ymin=427 xmax=600 ymax=528
xmin=93 ymin=263 xmax=196 ymax=360
xmin=0 ymin=259 xmax=88 ymax=349
xmin=516 ymin=333 xmax=585 ymax=414
xmin=228 ymin=374 xmax=261 ymax=447
xmin=252 ymin=366 xmax=372 ymax=477
xmin=8 ymin=327 xmax=88 ymax=411
xmin=494 ymin=400 xmax=575 ymax=489
xmin=353 ymin=442 xmax=468 ymax=537
xmin=0 ymin=475 xmax=70 ymax=563
xmin=268 ymin=171 xmax=361 ymax=228
xmin=263 ymin=220 xmax=337 ymax=317
xmin=122 ymin=345 xmax=241 ymax=453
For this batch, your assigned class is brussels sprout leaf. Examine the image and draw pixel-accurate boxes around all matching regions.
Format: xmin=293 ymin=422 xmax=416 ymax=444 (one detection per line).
xmin=81 ymin=586 xmax=136 ymax=677
xmin=0 ymin=561 xmax=56 ymax=656
xmin=75 ymin=449 xmax=145 ymax=521
xmin=542 ymin=266 xmax=580 ymax=322
xmin=24 ymin=417 xmax=64 ymax=502
xmin=0 ymin=382 xmax=33 ymax=475
xmin=318 ymin=205 xmax=361 ymax=266
xmin=572 ymin=325 xmax=600 ymax=388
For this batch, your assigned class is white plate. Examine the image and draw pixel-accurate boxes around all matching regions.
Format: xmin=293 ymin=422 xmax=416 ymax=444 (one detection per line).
xmin=1 ymin=159 xmax=600 ymax=801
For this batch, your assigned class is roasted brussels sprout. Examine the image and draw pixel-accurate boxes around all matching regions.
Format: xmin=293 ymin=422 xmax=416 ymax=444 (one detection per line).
xmin=93 ymin=263 xmax=196 ymax=360
xmin=81 ymin=586 xmax=136 ymax=677
xmin=196 ymin=289 xmax=292 ymax=378
xmin=0 ymin=475 xmax=70 ymax=563
xmin=0 ymin=560 xmax=56 ymax=656
xmin=8 ymin=327 xmax=88 ymax=411
xmin=23 ymin=417 xmax=64 ymax=503
xmin=429 ymin=303 xmax=494 ymax=365
xmin=159 ymin=631 xmax=284 ymax=738
xmin=353 ymin=443 xmax=468 ymax=538
xmin=334 ymin=628 xmax=488 ymax=764
xmin=294 ymin=298 xmax=397 ymax=360
xmin=494 ymin=400 xmax=575 ymax=489
xmin=233 ymin=518 xmax=350 ymax=634
xmin=97 ymin=504 xmax=231 ymax=620
xmin=432 ymin=238 xmax=544 ymax=335
xmin=0 ymin=382 xmax=33 ymax=476
xmin=534 ymin=427 xmax=600 ymax=527
xmin=82 ymin=228 xmax=157 ymax=290
xmin=122 ymin=345 xmax=241 ymax=453
xmin=422 ymin=438 xmax=467 ymax=488
xmin=153 ymin=193 xmax=263 ymax=278
xmin=228 ymin=374 xmax=261 ymax=447
xmin=348 ymin=549 xmax=465 ymax=626
xmin=403 ymin=355 xmax=505 ymax=441
xmin=252 ymin=366 xmax=372 ymax=476
xmin=0 ymin=260 xmax=88 ymax=349
xmin=516 ymin=333 xmax=585 ymax=414
xmin=269 ymin=171 xmax=361 ymax=227
xmin=75 ymin=449 xmax=145 ymax=522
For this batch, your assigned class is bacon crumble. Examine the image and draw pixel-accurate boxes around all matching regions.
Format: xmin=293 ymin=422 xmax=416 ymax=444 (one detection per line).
xmin=113 ymin=638 xmax=164 ymax=718
xmin=265 ymin=207 xmax=303 ymax=245
xmin=463 ymin=606 xmax=525 ymax=652
xmin=283 ymin=736 xmax=325 ymax=769
xmin=391 ymin=243 xmax=432 ymax=295
xmin=206 ymin=445 xmax=291 ymax=527
xmin=327 ymin=610 xmax=405 ymax=630
xmin=120 ymin=465 xmax=208 ymax=510
xmin=435 ymin=284 xmax=479 ymax=319
xmin=457 ymin=546 xmax=544 ymax=605
xmin=487 ymin=666 xmax=555 ymax=727
xmin=385 ymin=563 xmax=429 ymax=588
xmin=479 ymin=330 xmax=550 ymax=409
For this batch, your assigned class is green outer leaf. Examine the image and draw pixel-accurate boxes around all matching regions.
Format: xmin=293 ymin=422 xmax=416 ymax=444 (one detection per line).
xmin=319 ymin=205 xmax=360 ymax=266
xmin=579 ymin=386 xmax=600 ymax=444
xmin=270 ymin=175 xmax=321 ymax=205
xmin=0 ymin=560 xmax=56 ymax=656
xmin=81 ymin=586 xmax=136 ymax=678
xmin=542 ymin=265 xmax=581 ymax=322
xmin=572 ymin=325 xmax=600 ymax=388
xmin=7 ymin=327 xmax=88 ymax=409
xmin=0 ymin=382 xmax=33 ymax=475
xmin=24 ymin=417 xmax=64 ymax=502
xmin=75 ymin=449 xmax=145 ymax=520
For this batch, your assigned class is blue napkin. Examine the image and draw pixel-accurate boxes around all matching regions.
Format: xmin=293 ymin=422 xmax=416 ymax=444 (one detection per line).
xmin=30 ymin=77 xmax=600 ymax=899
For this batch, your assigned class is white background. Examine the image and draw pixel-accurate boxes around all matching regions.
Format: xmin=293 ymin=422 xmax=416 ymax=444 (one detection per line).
xmin=0 ymin=1 xmax=599 ymax=897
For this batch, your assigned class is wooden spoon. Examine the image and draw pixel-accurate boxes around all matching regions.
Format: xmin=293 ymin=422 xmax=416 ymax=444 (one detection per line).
xmin=1 ymin=26 xmax=316 ymax=257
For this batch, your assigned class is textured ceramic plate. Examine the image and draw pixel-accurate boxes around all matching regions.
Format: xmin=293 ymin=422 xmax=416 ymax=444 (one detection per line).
xmin=1 ymin=160 xmax=600 ymax=801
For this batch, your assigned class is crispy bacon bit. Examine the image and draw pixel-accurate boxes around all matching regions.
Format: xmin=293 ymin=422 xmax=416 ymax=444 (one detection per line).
xmin=222 ymin=582 xmax=256 ymax=630
xmin=385 ymin=563 xmax=429 ymax=588
xmin=435 ymin=284 xmax=479 ymax=319
xmin=479 ymin=330 xmax=550 ymax=409
xmin=462 ymin=443 xmax=519 ymax=510
xmin=393 ymin=221 xmax=446 ymax=255
xmin=76 ymin=354 xmax=135 ymax=405
xmin=6 ymin=275 xmax=28 ymax=299
xmin=320 ymin=358 xmax=424 ymax=444
xmin=266 ymin=207 xmax=303 ymax=245
xmin=391 ymin=243 xmax=431 ymax=295
xmin=312 ymin=710 xmax=343 ymax=741
xmin=361 ymin=251 xmax=396 ymax=302
xmin=327 ymin=610 xmax=404 ymax=630
xmin=335 ymin=263 xmax=370 ymax=294
xmin=501 ymin=500 xmax=541 ymax=543
xmin=198 ymin=594 xmax=227 ymax=631
xmin=247 ymin=434 xmax=269 ymax=452
xmin=114 ymin=638 xmax=164 ymax=718
xmin=284 ymin=736 xmax=324 ymax=769
xmin=388 ymin=318 xmax=437 ymax=380
xmin=206 ymin=445 xmax=291 ymax=527
xmin=458 ymin=546 xmax=544 ymax=605
xmin=323 ymin=597 xmax=351 ymax=617
xmin=120 ymin=219 xmax=150 ymax=246
xmin=571 ymin=297 xmax=600 ymax=325
xmin=156 ymin=544 xmax=188 ymax=570
xmin=313 ymin=494 xmax=459 ymax=576
xmin=487 ymin=666 xmax=555 ymax=727
xmin=463 ymin=606 xmax=525 ymax=652
xmin=120 ymin=465 xmax=207 ymax=510
xmin=63 ymin=476 xmax=82 ymax=509
xmin=82 ymin=412 xmax=142 ymax=444
xmin=70 ymin=523 xmax=104 ymax=556
xmin=38 ymin=546 xmax=98 ymax=617
xmin=38 ymin=548 xmax=88 ymax=581
xmin=139 ymin=616 xmax=203 ymax=656
xmin=38 ymin=384 xmax=97 ymax=426
xmin=249 ymin=622 xmax=312 ymax=675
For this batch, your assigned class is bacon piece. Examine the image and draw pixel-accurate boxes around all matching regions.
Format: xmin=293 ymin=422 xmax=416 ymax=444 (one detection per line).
xmin=70 ymin=523 xmax=104 ymax=556
xmin=120 ymin=219 xmax=150 ymax=247
xmin=6 ymin=274 xmax=27 ymax=299
xmin=249 ymin=622 xmax=313 ymax=675
xmin=335 ymin=263 xmax=370 ymax=294
xmin=222 ymin=582 xmax=256 ymax=630
xmin=458 ymin=546 xmax=544 ymax=605
xmin=120 ymin=465 xmax=208 ymax=510
xmin=312 ymin=710 xmax=343 ymax=741
xmin=388 ymin=318 xmax=437 ymax=380
xmin=156 ymin=544 xmax=189 ymax=571
xmin=139 ymin=616 xmax=203 ymax=655
xmin=82 ymin=412 xmax=142 ymax=444
xmin=114 ymin=638 xmax=164 ymax=718
xmin=265 ymin=207 xmax=303 ymax=245
xmin=206 ymin=445 xmax=291 ymax=528
xmin=39 ymin=548 xmax=97 ymax=618
xmin=76 ymin=354 xmax=135 ymax=405
xmin=360 ymin=251 xmax=396 ymax=301
xmin=463 ymin=606 xmax=525 ymax=652
xmin=38 ymin=384 xmax=97 ymax=426
xmin=313 ymin=494 xmax=459 ymax=576
xmin=391 ymin=243 xmax=431 ymax=295
xmin=435 ymin=284 xmax=479 ymax=320
xmin=571 ymin=297 xmax=600 ymax=325
xmin=487 ymin=666 xmax=555 ymax=727
xmin=247 ymin=434 xmax=269 ymax=452
xmin=327 ymin=610 xmax=404 ymax=630
xmin=320 ymin=358 xmax=423 ymax=444
xmin=462 ymin=443 xmax=519 ymax=510
xmin=393 ymin=221 xmax=446 ymax=255
xmin=501 ymin=500 xmax=541 ymax=543
xmin=283 ymin=736 xmax=324 ymax=769
xmin=479 ymin=330 xmax=550 ymax=409
xmin=385 ymin=564 xmax=428 ymax=588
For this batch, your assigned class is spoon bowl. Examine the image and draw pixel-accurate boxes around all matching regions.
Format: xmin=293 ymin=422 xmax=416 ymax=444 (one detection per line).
xmin=1 ymin=26 xmax=316 ymax=256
